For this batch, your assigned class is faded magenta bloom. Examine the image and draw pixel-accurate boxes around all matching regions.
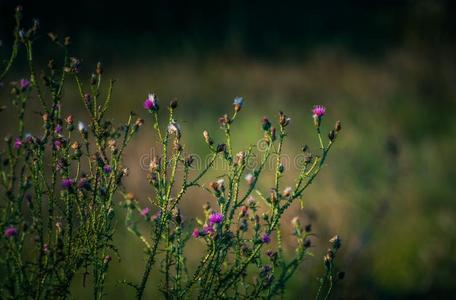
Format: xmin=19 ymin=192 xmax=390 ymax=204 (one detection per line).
xmin=312 ymin=105 xmax=326 ymax=117
xmin=209 ymin=212 xmax=224 ymax=225
xmin=151 ymin=210 xmax=161 ymax=221
xmin=103 ymin=165 xmax=112 ymax=174
xmin=54 ymin=139 xmax=63 ymax=151
xmin=19 ymin=78 xmax=30 ymax=90
xmin=140 ymin=207 xmax=151 ymax=217
xmin=55 ymin=124 xmax=63 ymax=134
xmin=4 ymin=226 xmax=17 ymax=237
xmin=14 ymin=138 xmax=22 ymax=149
xmin=144 ymin=93 xmax=159 ymax=111
xmin=262 ymin=233 xmax=271 ymax=244
xmin=192 ymin=228 xmax=200 ymax=238
xmin=61 ymin=178 xmax=74 ymax=189
xmin=203 ymin=224 xmax=215 ymax=235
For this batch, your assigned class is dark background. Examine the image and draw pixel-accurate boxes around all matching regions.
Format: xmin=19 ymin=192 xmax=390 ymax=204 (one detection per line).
xmin=1 ymin=0 xmax=456 ymax=299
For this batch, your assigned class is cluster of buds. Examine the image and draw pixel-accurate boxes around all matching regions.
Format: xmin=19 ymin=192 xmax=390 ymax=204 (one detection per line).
xmin=328 ymin=120 xmax=342 ymax=142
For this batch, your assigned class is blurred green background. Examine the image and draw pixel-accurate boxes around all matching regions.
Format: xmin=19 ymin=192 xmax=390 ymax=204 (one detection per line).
xmin=1 ymin=0 xmax=456 ymax=298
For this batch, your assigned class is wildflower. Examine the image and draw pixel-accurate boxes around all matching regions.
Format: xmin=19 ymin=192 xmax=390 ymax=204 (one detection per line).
xmin=167 ymin=121 xmax=181 ymax=138
xmin=312 ymin=105 xmax=326 ymax=127
xmin=282 ymin=186 xmax=292 ymax=197
xmin=55 ymin=124 xmax=63 ymax=134
xmin=61 ymin=178 xmax=74 ymax=189
xmin=144 ymin=93 xmax=159 ymax=111
xmin=192 ymin=228 xmax=200 ymax=238
xmin=209 ymin=212 xmax=224 ymax=225
xmin=53 ymin=139 xmax=63 ymax=151
xmin=4 ymin=226 xmax=17 ymax=237
xmin=65 ymin=115 xmax=73 ymax=125
xmin=140 ymin=207 xmax=151 ymax=217
xmin=19 ymin=78 xmax=30 ymax=90
xmin=312 ymin=105 xmax=326 ymax=117
xmin=14 ymin=138 xmax=22 ymax=149
xmin=203 ymin=224 xmax=215 ymax=235
xmin=25 ymin=133 xmax=34 ymax=144
xmin=245 ymin=173 xmax=254 ymax=185
xmin=103 ymin=165 xmax=112 ymax=174
xmin=262 ymin=233 xmax=271 ymax=244
xmin=233 ymin=96 xmax=244 ymax=112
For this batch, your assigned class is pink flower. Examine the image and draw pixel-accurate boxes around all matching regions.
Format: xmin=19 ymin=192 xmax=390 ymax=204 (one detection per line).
xmin=61 ymin=178 xmax=74 ymax=189
xmin=4 ymin=226 xmax=17 ymax=237
xmin=312 ymin=105 xmax=326 ymax=118
xmin=203 ymin=224 xmax=215 ymax=235
xmin=151 ymin=210 xmax=161 ymax=221
xmin=140 ymin=207 xmax=151 ymax=217
xmin=192 ymin=228 xmax=200 ymax=238
xmin=144 ymin=93 xmax=159 ymax=111
xmin=14 ymin=138 xmax=22 ymax=149
xmin=19 ymin=78 xmax=30 ymax=90
xmin=209 ymin=212 xmax=224 ymax=225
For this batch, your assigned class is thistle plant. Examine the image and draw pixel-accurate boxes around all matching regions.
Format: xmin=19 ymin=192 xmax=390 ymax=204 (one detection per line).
xmin=1 ymin=7 xmax=345 ymax=300
xmin=0 ymin=7 xmax=141 ymax=299
xmin=123 ymin=93 xmax=343 ymax=299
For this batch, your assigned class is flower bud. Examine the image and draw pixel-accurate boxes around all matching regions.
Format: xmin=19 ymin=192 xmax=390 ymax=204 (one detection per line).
xmin=328 ymin=130 xmax=336 ymax=141
xmin=262 ymin=117 xmax=271 ymax=131
xmin=170 ymin=99 xmax=178 ymax=109
xmin=335 ymin=120 xmax=342 ymax=132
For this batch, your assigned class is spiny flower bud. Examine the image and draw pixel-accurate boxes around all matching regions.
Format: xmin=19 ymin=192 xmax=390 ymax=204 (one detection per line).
xmin=328 ymin=130 xmax=336 ymax=141
xmin=168 ymin=121 xmax=181 ymax=139
xmin=216 ymin=143 xmax=226 ymax=153
xmin=235 ymin=151 xmax=245 ymax=166
xmin=262 ymin=117 xmax=271 ymax=131
xmin=271 ymin=127 xmax=276 ymax=142
xmin=170 ymin=99 xmax=178 ymax=109
xmin=149 ymin=156 xmax=160 ymax=173
xmin=282 ymin=186 xmax=292 ymax=197
xmin=185 ymin=155 xmax=194 ymax=167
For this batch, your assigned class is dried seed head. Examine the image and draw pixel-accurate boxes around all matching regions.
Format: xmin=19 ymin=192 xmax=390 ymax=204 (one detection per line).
xmin=96 ymin=62 xmax=103 ymax=75
xmin=335 ymin=120 xmax=342 ymax=132
xmin=203 ymin=130 xmax=214 ymax=145
xmin=279 ymin=111 xmax=290 ymax=127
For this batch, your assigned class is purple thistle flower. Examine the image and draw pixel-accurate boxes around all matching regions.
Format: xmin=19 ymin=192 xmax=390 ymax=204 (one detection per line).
xmin=19 ymin=78 xmax=30 ymax=90
xmin=14 ymin=138 xmax=22 ymax=149
xmin=312 ymin=105 xmax=326 ymax=118
xmin=140 ymin=207 xmax=151 ymax=217
xmin=203 ymin=224 xmax=215 ymax=235
xmin=55 ymin=124 xmax=63 ymax=134
xmin=262 ymin=233 xmax=271 ymax=244
xmin=209 ymin=212 xmax=224 ymax=225
xmin=4 ymin=226 xmax=17 ymax=237
xmin=54 ymin=139 xmax=63 ymax=151
xmin=192 ymin=228 xmax=200 ymax=238
xmin=144 ymin=93 xmax=159 ymax=111
xmin=61 ymin=178 xmax=74 ymax=189
xmin=103 ymin=165 xmax=112 ymax=174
